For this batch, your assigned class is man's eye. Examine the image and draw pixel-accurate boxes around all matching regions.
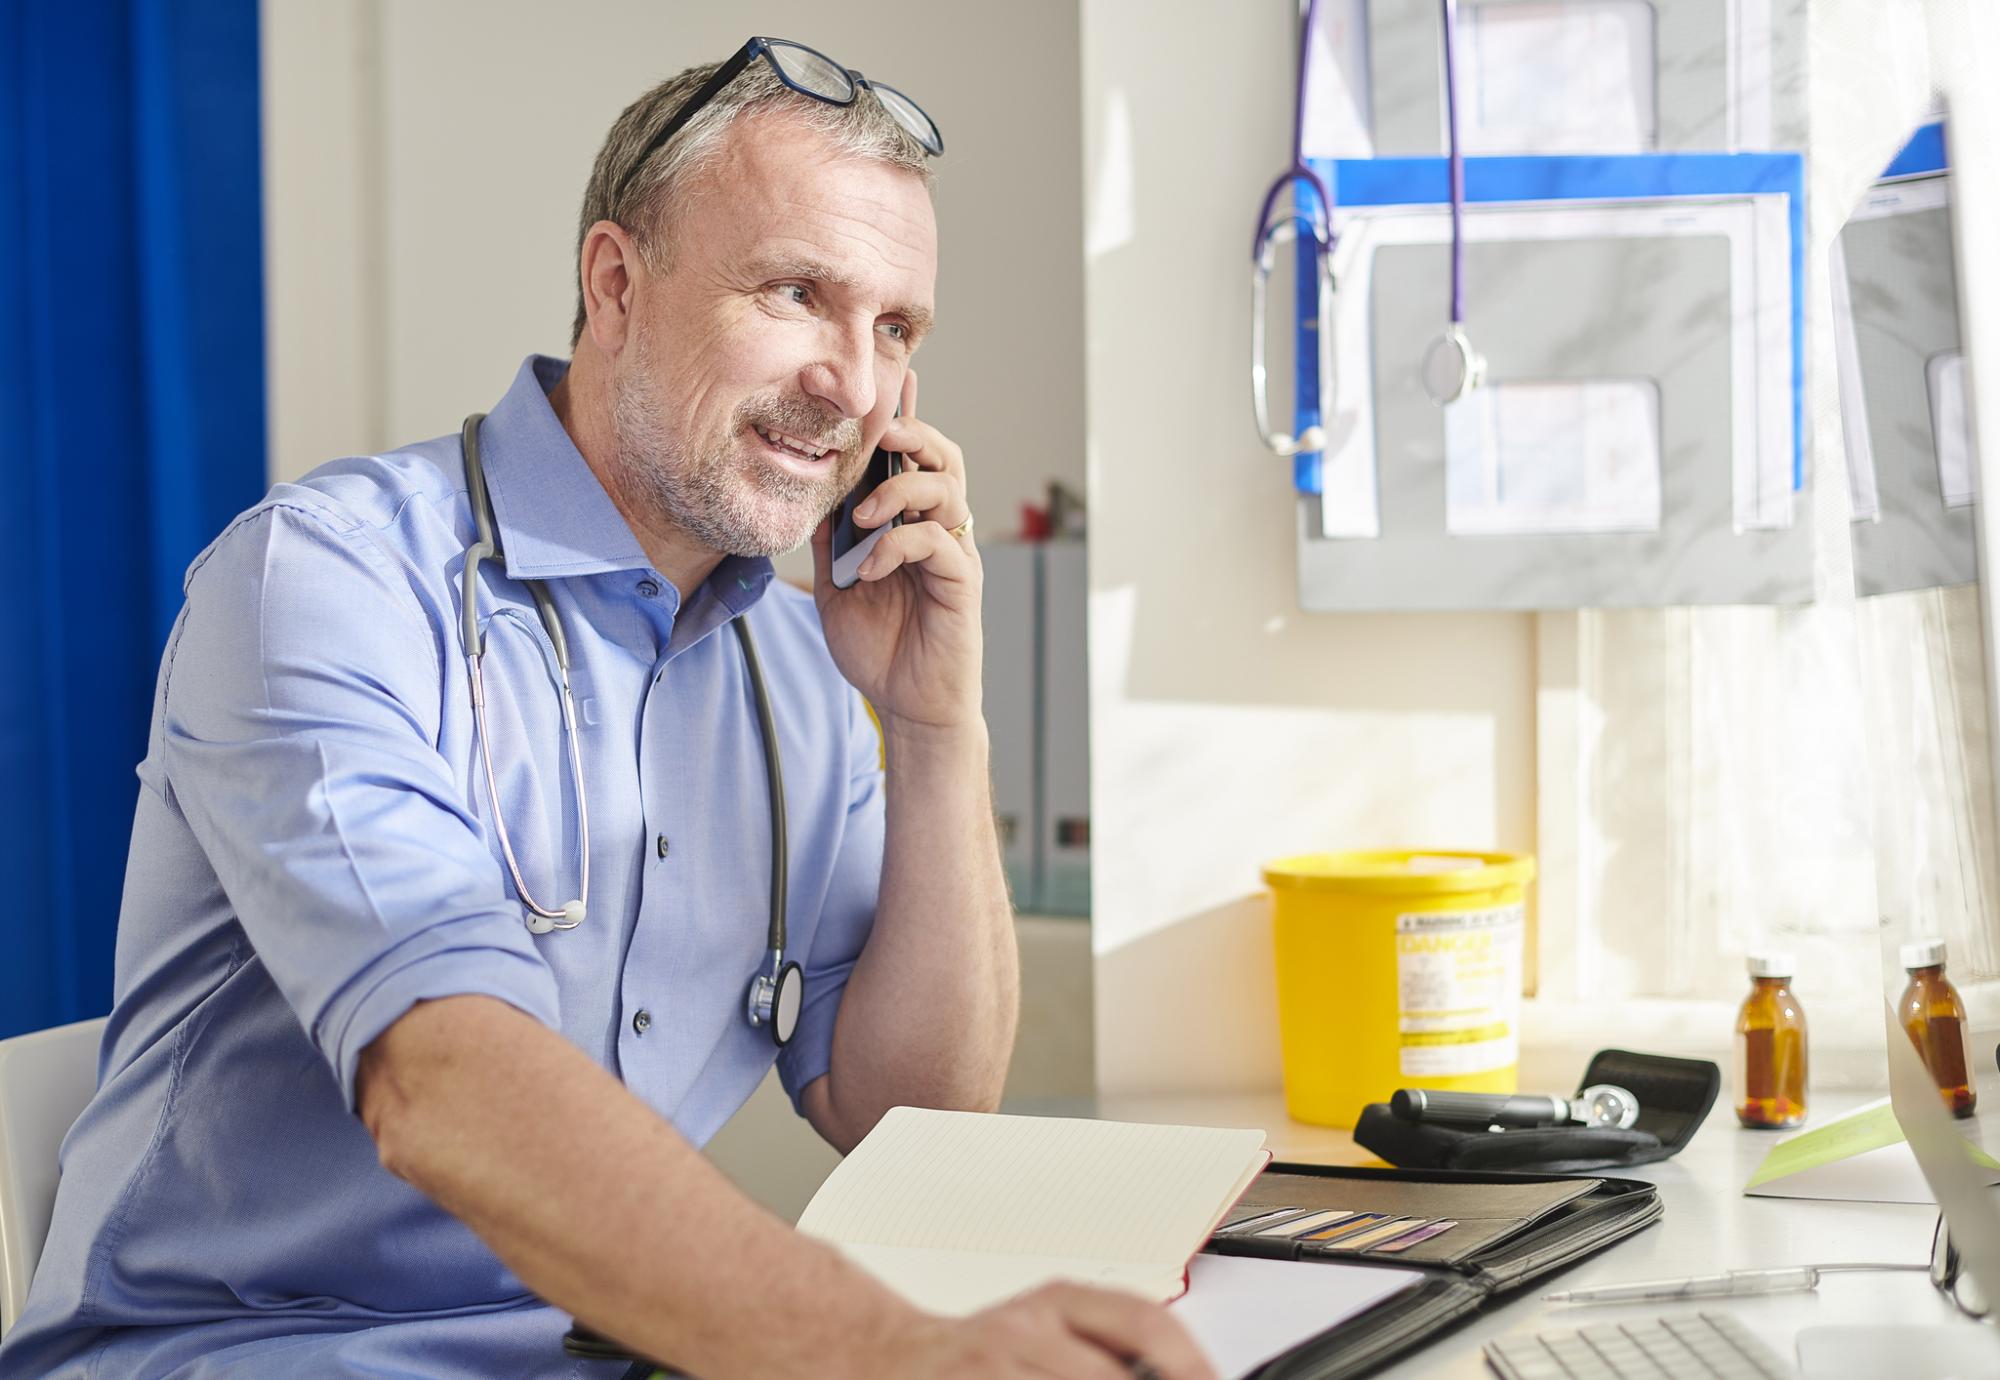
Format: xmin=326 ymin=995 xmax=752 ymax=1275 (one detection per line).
xmin=877 ymin=321 xmax=908 ymax=343
xmin=777 ymin=284 xmax=810 ymax=305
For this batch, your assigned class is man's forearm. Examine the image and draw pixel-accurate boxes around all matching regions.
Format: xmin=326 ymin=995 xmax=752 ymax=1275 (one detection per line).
xmin=357 ymin=995 xmax=920 ymax=1378
xmin=815 ymin=717 xmax=1020 ymax=1149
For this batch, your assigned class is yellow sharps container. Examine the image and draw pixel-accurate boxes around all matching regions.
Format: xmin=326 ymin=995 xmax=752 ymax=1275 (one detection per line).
xmin=1262 ymin=850 xmax=1536 ymax=1128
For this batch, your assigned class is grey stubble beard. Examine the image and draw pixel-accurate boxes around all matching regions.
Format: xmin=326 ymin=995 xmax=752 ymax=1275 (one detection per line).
xmin=608 ymin=337 xmax=866 ymax=559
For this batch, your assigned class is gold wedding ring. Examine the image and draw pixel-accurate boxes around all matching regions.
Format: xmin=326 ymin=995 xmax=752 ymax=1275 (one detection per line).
xmin=946 ymin=514 xmax=975 ymax=541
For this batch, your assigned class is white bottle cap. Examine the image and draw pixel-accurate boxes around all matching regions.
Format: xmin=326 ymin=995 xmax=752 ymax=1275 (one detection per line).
xmin=1901 ymin=938 xmax=1948 ymax=970
xmin=1746 ymin=953 xmax=1796 ymax=979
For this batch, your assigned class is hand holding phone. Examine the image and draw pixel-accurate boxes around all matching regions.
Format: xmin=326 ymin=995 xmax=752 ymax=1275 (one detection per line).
xmin=830 ymin=443 xmax=904 ymax=589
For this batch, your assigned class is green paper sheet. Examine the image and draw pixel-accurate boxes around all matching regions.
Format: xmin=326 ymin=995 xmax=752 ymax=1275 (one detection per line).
xmin=1745 ymin=1098 xmax=2000 ymax=1192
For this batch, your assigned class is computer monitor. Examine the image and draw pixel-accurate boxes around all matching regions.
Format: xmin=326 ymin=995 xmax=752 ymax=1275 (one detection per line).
xmin=1840 ymin=99 xmax=2000 ymax=1354
xmin=1790 ymin=1002 xmax=2000 ymax=1377
xmin=1886 ymin=991 xmax=2000 ymax=1321
xmin=1841 ymin=109 xmax=2000 ymax=978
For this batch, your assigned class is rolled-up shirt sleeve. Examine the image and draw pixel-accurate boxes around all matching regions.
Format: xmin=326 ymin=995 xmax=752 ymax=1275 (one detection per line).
xmin=155 ymin=498 xmax=558 ymax=1110
xmin=774 ymin=687 xmax=886 ymax=1113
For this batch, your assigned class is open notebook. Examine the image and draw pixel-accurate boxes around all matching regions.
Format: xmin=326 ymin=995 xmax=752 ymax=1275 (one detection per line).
xmin=795 ymin=1106 xmax=1270 ymax=1317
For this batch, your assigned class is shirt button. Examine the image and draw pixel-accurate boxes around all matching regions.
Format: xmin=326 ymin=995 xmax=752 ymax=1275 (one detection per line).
xmin=655 ymin=834 xmax=670 ymax=859
xmin=637 ymin=578 xmax=661 ymax=599
xmin=632 ymin=1009 xmax=652 ymax=1035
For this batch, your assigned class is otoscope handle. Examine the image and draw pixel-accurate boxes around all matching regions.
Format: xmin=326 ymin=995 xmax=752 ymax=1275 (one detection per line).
xmin=1389 ymin=1089 xmax=1570 ymax=1127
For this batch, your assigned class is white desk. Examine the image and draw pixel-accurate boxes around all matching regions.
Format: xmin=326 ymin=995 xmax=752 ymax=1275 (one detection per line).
xmin=1007 ymin=1089 xmax=1995 ymax=1377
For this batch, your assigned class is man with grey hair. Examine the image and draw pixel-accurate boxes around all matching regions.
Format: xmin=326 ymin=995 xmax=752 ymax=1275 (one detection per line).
xmin=0 ymin=38 xmax=1215 ymax=1380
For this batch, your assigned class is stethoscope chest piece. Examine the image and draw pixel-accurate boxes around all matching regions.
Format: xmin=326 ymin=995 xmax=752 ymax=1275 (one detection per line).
xmin=1421 ymin=324 xmax=1486 ymax=407
xmin=747 ymin=956 xmax=804 ymax=1047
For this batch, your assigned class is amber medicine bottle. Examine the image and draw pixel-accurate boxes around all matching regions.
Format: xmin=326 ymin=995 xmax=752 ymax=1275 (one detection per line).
xmin=1735 ymin=955 xmax=1808 ymax=1129
xmin=1899 ymin=939 xmax=1976 ymax=1118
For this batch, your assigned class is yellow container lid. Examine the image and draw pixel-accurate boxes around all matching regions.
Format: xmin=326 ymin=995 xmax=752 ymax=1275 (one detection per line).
xmin=1262 ymin=849 xmax=1536 ymax=896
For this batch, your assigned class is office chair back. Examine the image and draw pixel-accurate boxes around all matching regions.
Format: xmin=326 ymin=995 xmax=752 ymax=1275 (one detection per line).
xmin=0 ymin=1017 xmax=105 ymax=1339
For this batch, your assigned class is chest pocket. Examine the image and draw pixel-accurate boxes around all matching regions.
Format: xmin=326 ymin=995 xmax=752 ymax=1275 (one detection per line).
xmin=470 ymin=605 xmax=584 ymax=910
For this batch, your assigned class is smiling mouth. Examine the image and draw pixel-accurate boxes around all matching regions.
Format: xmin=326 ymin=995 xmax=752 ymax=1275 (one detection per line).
xmin=751 ymin=423 xmax=836 ymax=465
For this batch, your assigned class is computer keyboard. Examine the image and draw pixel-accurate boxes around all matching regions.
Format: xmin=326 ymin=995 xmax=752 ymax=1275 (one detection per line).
xmin=1486 ymin=1311 xmax=1795 ymax=1379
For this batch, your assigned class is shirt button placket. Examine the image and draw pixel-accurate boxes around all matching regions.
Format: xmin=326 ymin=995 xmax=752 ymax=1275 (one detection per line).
xmin=631 ymin=636 xmax=669 ymax=1062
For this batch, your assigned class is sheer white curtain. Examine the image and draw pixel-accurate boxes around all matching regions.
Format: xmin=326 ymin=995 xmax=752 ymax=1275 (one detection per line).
xmin=1561 ymin=605 xmax=1878 ymax=1006
xmin=1857 ymin=588 xmax=2000 ymax=986
xmin=1533 ymin=3 xmax=2000 ymax=1057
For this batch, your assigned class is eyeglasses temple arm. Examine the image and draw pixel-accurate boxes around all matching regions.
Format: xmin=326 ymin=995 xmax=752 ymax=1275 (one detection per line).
xmin=612 ymin=40 xmax=762 ymax=206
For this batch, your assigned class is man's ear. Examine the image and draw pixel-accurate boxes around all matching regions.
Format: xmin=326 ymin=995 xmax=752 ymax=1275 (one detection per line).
xmin=579 ymin=219 xmax=642 ymax=355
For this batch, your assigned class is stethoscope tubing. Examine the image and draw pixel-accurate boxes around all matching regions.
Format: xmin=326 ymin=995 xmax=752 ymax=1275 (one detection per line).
xmin=1422 ymin=0 xmax=1484 ymax=406
xmin=1441 ymin=0 xmax=1466 ymax=328
xmin=733 ymin=616 xmax=787 ymax=961
xmin=467 ymin=650 xmax=591 ymax=929
xmin=462 ymin=414 xmax=591 ymax=929
xmin=457 ymin=413 xmax=792 ymax=1022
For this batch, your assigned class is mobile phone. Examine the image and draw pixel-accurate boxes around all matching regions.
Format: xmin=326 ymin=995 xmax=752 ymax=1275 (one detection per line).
xmin=830 ymin=444 xmax=904 ymax=588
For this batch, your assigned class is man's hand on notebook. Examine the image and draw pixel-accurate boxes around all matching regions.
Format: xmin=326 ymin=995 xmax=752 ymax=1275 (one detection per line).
xmin=875 ymin=1282 xmax=1217 ymax=1379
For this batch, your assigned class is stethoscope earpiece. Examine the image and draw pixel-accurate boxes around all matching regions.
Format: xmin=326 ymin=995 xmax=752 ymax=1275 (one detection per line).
xmin=522 ymin=901 xmax=585 ymax=937
xmin=1257 ymin=423 xmax=1331 ymax=460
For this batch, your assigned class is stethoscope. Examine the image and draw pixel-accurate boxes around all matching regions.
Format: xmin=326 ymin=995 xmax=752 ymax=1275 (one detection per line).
xmin=459 ymin=414 xmax=802 ymax=1047
xmin=1252 ymin=0 xmax=1483 ymax=451
xmin=1250 ymin=0 xmax=1336 ymax=458
xmin=1419 ymin=0 xmax=1485 ymax=407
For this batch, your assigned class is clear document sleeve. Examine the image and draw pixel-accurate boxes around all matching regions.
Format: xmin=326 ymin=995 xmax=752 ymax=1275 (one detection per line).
xmin=1322 ymin=194 xmax=1796 ymax=542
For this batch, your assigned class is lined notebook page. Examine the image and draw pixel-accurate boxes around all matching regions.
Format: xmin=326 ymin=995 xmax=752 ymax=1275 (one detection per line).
xmin=796 ymin=1107 xmax=1267 ymax=1268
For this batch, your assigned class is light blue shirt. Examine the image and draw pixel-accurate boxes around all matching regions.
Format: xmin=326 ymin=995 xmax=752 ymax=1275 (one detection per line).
xmin=2 ymin=356 xmax=886 ymax=1378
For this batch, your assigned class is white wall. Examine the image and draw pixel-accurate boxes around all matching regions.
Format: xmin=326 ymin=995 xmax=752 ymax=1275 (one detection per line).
xmin=262 ymin=0 xmax=1086 ymax=562
xmin=1080 ymin=0 xmax=1537 ymax=1096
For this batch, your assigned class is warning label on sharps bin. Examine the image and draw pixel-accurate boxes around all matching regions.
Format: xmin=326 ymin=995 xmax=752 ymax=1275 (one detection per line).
xmin=1395 ymin=905 xmax=1523 ymax=1077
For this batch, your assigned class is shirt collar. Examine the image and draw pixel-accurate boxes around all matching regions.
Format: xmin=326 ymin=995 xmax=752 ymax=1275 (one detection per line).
xmin=477 ymin=355 xmax=777 ymax=609
xmin=477 ymin=355 xmax=651 ymax=580
xmin=705 ymin=555 xmax=779 ymax=619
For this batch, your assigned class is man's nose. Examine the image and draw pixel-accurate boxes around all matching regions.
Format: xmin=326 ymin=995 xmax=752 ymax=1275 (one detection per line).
xmin=800 ymin=321 xmax=877 ymax=421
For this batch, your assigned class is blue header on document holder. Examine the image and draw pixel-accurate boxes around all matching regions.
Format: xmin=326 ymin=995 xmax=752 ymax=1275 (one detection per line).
xmin=1883 ymin=121 xmax=1947 ymax=179
xmin=1294 ymin=151 xmax=1808 ymax=495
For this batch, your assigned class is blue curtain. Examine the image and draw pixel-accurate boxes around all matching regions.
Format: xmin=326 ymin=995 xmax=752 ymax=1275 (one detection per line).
xmin=0 ymin=0 xmax=266 ymax=1039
